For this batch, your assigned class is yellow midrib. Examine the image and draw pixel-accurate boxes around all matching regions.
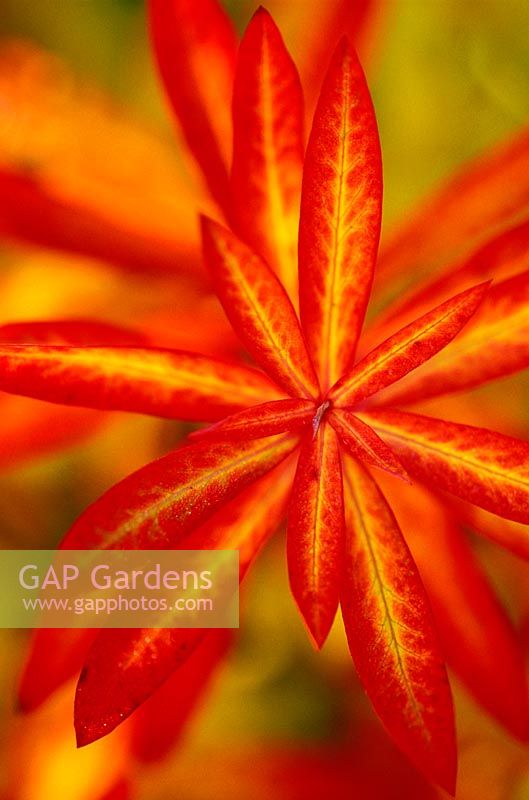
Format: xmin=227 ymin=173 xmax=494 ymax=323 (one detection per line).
xmin=4 ymin=346 xmax=273 ymax=403
xmin=96 ymin=434 xmax=296 ymax=549
xmin=259 ymin=31 xmax=298 ymax=295
xmin=309 ymin=426 xmax=329 ymax=629
xmin=334 ymin=295 xmax=472 ymax=403
xmin=343 ymin=464 xmax=430 ymax=738
xmin=401 ymin=306 xmax=529 ymax=375
xmin=321 ymin=67 xmax=350 ymax=391
xmin=368 ymin=417 xmax=529 ymax=490
xmin=224 ymin=248 xmax=311 ymax=398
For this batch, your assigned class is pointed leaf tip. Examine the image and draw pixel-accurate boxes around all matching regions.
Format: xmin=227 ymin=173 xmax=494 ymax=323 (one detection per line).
xmin=148 ymin=0 xmax=237 ymax=214
xmin=329 ymin=409 xmax=409 ymax=482
xmin=330 ymin=280 xmax=490 ymax=408
xmin=376 ymin=270 xmax=529 ymax=407
xmin=298 ymin=34 xmax=382 ymax=389
xmin=378 ymin=474 xmax=529 ymax=743
xmin=341 ymin=456 xmax=457 ymax=794
xmin=74 ymin=465 xmax=293 ymax=745
xmin=252 ymin=5 xmax=272 ymax=22
xmin=287 ymin=424 xmax=344 ymax=648
xmin=231 ymin=6 xmax=303 ymax=301
xmin=74 ymin=628 xmax=207 ymax=746
xmin=336 ymin=35 xmax=351 ymax=54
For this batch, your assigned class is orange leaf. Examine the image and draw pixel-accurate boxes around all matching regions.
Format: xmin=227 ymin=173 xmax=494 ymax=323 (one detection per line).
xmin=372 ymin=270 xmax=529 ymax=406
xmin=329 ymin=282 xmax=488 ymax=407
xmin=21 ymin=462 xmax=285 ymax=716
xmin=131 ymin=462 xmax=297 ymax=759
xmin=231 ymin=8 xmax=303 ymax=302
xmin=362 ymin=408 xmax=529 ymax=523
xmin=341 ymin=455 xmax=456 ymax=793
xmin=0 ymin=344 xmax=282 ymax=421
xmin=0 ymin=319 xmax=148 ymax=346
xmin=0 ymin=171 xmax=201 ymax=277
xmin=287 ymin=423 xmax=344 ymax=647
xmin=62 ymin=433 xmax=298 ymax=550
xmin=75 ymin=628 xmax=206 ymax=746
xmin=0 ymin=393 xmax=104 ymax=472
xmin=202 ymin=218 xmax=319 ymax=399
xmin=148 ymin=0 xmax=237 ymax=213
xmin=0 ymin=40 xmax=203 ymax=274
xmin=190 ymin=399 xmax=315 ymax=442
xmin=186 ymin=458 xmax=295 ymax=577
xmin=75 ymin=463 xmax=293 ymax=745
xmin=298 ymin=39 xmax=382 ymax=389
xmin=378 ymin=474 xmax=529 ymax=741
xmin=328 ymin=408 xmax=408 ymax=480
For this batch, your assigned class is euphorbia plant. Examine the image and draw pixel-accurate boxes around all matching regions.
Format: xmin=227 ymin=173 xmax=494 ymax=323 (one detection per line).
xmin=3 ymin=5 xmax=529 ymax=795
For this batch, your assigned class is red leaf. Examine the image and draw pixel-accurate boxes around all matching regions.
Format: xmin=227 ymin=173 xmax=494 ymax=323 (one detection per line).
xmin=298 ymin=38 xmax=382 ymax=389
xmin=287 ymin=423 xmax=344 ymax=647
xmin=378 ymin=474 xmax=529 ymax=740
xmin=75 ymin=463 xmax=293 ymax=745
xmin=75 ymin=628 xmax=207 ymax=746
xmin=328 ymin=408 xmax=408 ymax=480
xmin=329 ymin=282 xmax=488 ymax=407
xmin=148 ymin=0 xmax=237 ymax=213
xmin=202 ymin=218 xmax=319 ymax=399
xmin=185 ymin=458 xmax=295 ymax=578
xmin=372 ymin=270 xmax=529 ymax=406
xmin=231 ymin=8 xmax=303 ymax=301
xmin=190 ymin=399 xmax=315 ymax=443
xmin=362 ymin=408 xmax=529 ymax=523
xmin=341 ymin=455 xmax=456 ymax=793
xmin=62 ymin=433 xmax=299 ymax=550
xmin=0 ymin=345 xmax=282 ymax=421
xmin=0 ymin=319 xmax=148 ymax=346
xmin=0 ymin=169 xmax=200 ymax=277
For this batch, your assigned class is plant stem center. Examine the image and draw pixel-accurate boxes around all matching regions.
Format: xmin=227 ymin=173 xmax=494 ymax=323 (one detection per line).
xmin=312 ymin=400 xmax=331 ymax=438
